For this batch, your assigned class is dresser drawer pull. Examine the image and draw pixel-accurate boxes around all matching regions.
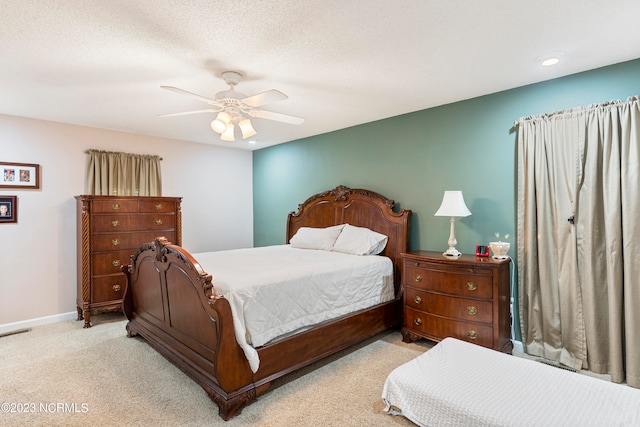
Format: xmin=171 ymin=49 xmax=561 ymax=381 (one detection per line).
xmin=414 ymin=317 xmax=423 ymax=326
xmin=467 ymin=306 xmax=477 ymax=315
xmin=112 ymin=260 xmax=121 ymax=267
xmin=155 ymin=219 xmax=163 ymax=225
xmin=467 ymin=330 xmax=478 ymax=340
xmin=155 ymin=203 xmax=162 ymax=210
xmin=111 ymin=220 xmax=120 ymax=227
xmin=112 ymin=203 xmax=120 ymax=210
xmin=414 ymin=295 xmax=423 ymax=305
xmin=112 ymin=284 xmax=121 ymax=292
xmin=466 ymin=282 xmax=477 ymax=291
xmin=414 ymin=274 xmax=422 ymax=283
xmin=112 ymin=239 xmax=120 ymax=246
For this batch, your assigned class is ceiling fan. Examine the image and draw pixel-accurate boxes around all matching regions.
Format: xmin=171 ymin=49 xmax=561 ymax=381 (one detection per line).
xmin=159 ymin=71 xmax=305 ymax=142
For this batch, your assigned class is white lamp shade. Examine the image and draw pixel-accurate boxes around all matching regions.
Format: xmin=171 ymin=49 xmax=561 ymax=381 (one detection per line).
xmin=220 ymin=123 xmax=235 ymax=141
xmin=211 ymin=111 xmax=231 ymax=134
xmin=239 ymin=118 xmax=257 ymax=139
xmin=434 ymin=191 xmax=471 ymax=217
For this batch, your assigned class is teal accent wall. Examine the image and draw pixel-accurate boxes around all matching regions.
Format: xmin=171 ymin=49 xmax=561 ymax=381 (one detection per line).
xmin=253 ymin=58 xmax=640 ymax=341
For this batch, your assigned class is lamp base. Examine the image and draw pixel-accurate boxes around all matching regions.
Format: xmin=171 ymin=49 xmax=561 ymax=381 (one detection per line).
xmin=442 ymin=248 xmax=462 ymax=258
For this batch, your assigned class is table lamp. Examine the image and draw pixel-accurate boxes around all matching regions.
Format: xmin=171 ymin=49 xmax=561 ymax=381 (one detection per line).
xmin=434 ymin=190 xmax=472 ymax=258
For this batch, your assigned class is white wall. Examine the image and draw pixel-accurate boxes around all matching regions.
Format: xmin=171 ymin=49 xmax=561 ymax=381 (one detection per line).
xmin=0 ymin=114 xmax=253 ymax=327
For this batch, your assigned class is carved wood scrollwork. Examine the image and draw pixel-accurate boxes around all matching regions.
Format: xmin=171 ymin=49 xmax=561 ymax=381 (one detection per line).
xmin=332 ymin=184 xmax=351 ymax=201
xmin=290 ymin=185 xmax=398 ymax=217
xmin=209 ymin=388 xmax=257 ymax=421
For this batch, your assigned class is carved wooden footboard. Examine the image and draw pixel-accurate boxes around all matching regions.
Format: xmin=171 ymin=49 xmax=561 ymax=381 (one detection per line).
xmin=122 ymin=237 xmax=255 ymax=417
xmin=122 ymin=186 xmax=412 ymax=420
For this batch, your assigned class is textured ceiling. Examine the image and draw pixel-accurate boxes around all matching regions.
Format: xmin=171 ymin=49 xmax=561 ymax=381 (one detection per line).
xmin=1 ymin=0 xmax=640 ymax=150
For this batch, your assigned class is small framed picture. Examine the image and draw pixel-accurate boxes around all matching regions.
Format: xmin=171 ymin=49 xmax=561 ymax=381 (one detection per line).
xmin=0 ymin=162 xmax=40 ymax=189
xmin=476 ymin=244 xmax=490 ymax=257
xmin=0 ymin=196 xmax=17 ymax=223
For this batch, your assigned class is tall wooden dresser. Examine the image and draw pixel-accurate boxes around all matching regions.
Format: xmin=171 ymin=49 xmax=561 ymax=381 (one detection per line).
xmin=401 ymin=251 xmax=513 ymax=353
xmin=76 ymin=195 xmax=182 ymax=327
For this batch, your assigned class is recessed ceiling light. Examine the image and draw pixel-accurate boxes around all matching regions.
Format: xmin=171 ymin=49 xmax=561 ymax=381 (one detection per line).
xmin=248 ymin=139 xmax=257 ymax=145
xmin=541 ymin=57 xmax=561 ymax=67
xmin=536 ymin=50 xmax=567 ymax=67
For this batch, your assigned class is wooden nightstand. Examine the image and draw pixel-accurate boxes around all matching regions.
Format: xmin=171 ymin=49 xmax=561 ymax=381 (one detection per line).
xmin=401 ymin=251 xmax=513 ymax=353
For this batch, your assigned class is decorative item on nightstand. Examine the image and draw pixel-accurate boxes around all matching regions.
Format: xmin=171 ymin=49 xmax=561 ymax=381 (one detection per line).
xmin=434 ymin=190 xmax=472 ymax=258
xmin=475 ymin=244 xmax=490 ymax=257
xmin=489 ymin=233 xmax=510 ymax=259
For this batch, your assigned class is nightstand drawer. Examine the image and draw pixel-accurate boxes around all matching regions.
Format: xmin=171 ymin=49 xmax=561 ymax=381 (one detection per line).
xmin=405 ymin=266 xmax=493 ymax=299
xmin=405 ymin=287 xmax=493 ymax=323
xmin=405 ymin=307 xmax=494 ymax=348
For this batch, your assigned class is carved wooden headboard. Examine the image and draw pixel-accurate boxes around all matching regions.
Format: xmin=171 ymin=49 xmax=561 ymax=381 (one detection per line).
xmin=286 ymin=185 xmax=412 ymax=289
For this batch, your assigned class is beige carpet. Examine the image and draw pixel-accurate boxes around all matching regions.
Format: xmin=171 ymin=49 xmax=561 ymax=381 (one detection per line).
xmin=0 ymin=313 xmax=432 ymax=426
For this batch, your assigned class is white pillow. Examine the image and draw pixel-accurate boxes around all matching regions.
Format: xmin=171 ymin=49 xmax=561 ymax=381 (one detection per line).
xmin=332 ymin=224 xmax=388 ymax=256
xmin=289 ymin=224 xmax=345 ymax=251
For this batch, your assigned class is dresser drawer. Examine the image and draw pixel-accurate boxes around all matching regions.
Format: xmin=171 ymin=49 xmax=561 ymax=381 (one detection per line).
xmin=91 ymin=199 xmax=139 ymax=213
xmin=405 ymin=307 xmax=494 ymax=347
xmin=91 ymin=275 xmax=127 ymax=303
xmin=405 ymin=287 xmax=493 ymax=324
xmin=139 ymin=200 xmax=177 ymax=213
xmin=405 ymin=265 xmax=493 ymax=299
xmin=91 ymin=213 xmax=176 ymax=232
xmin=92 ymin=251 xmax=136 ymax=275
xmin=91 ymin=231 xmax=176 ymax=252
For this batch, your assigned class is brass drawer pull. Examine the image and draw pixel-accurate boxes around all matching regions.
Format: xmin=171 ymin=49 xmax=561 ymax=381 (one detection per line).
xmin=467 ymin=306 xmax=477 ymax=315
xmin=414 ymin=274 xmax=422 ymax=283
xmin=414 ymin=317 xmax=423 ymax=326
xmin=467 ymin=330 xmax=478 ymax=340
xmin=112 ymin=203 xmax=120 ymax=210
xmin=112 ymin=260 xmax=121 ymax=267
xmin=111 ymin=220 xmax=120 ymax=227
xmin=155 ymin=219 xmax=163 ymax=225
xmin=112 ymin=284 xmax=121 ymax=292
xmin=112 ymin=239 xmax=120 ymax=246
xmin=466 ymin=282 xmax=477 ymax=291
xmin=414 ymin=295 xmax=423 ymax=305
xmin=155 ymin=203 xmax=162 ymax=210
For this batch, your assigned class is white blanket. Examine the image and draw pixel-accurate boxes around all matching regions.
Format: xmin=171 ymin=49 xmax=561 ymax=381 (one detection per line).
xmin=192 ymin=245 xmax=394 ymax=373
xmin=382 ymin=337 xmax=640 ymax=426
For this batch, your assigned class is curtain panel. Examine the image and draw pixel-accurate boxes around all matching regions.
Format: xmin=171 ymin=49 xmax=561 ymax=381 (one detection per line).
xmin=85 ymin=150 xmax=162 ymax=196
xmin=517 ymin=96 xmax=640 ymax=387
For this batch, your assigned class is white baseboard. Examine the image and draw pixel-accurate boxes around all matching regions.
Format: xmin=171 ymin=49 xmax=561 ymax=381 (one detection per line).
xmin=0 ymin=311 xmax=77 ymax=336
xmin=512 ymin=339 xmax=524 ymax=353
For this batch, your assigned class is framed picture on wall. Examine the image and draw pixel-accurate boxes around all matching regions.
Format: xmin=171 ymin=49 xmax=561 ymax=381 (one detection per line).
xmin=0 ymin=196 xmax=17 ymax=223
xmin=0 ymin=162 xmax=40 ymax=189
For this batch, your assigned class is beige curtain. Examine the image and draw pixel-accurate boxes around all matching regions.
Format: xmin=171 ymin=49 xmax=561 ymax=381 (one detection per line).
xmin=85 ymin=150 xmax=162 ymax=196
xmin=517 ymin=96 xmax=640 ymax=387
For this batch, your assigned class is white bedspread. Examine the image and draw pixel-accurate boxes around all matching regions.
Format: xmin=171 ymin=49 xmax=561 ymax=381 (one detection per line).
xmin=382 ymin=337 xmax=640 ymax=426
xmin=192 ymin=245 xmax=394 ymax=373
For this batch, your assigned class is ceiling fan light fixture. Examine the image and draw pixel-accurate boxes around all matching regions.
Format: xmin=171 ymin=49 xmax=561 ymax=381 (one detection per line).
xmin=221 ymin=123 xmax=235 ymax=141
xmin=161 ymin=71 xmax=306 ymax=142
xmin=239 ymin=118 xmax=257 ymax=139
xmin=211 ymin=111 xmax=231 ymax=133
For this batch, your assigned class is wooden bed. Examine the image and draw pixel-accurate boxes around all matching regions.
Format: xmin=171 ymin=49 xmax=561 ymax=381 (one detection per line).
xmin=121 ymin=185 xmax=411 ymax=420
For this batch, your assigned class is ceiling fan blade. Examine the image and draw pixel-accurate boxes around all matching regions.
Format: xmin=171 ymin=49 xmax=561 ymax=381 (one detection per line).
xmin=161 ymin=86 xmax=219 ymax=105
xmin=242 ymin=89 xmax=288 ymax=107
xmin=158 ymin=108 xmax=219 ymax=117
xmin=250 ymin=109 xmax=305 ymax=125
